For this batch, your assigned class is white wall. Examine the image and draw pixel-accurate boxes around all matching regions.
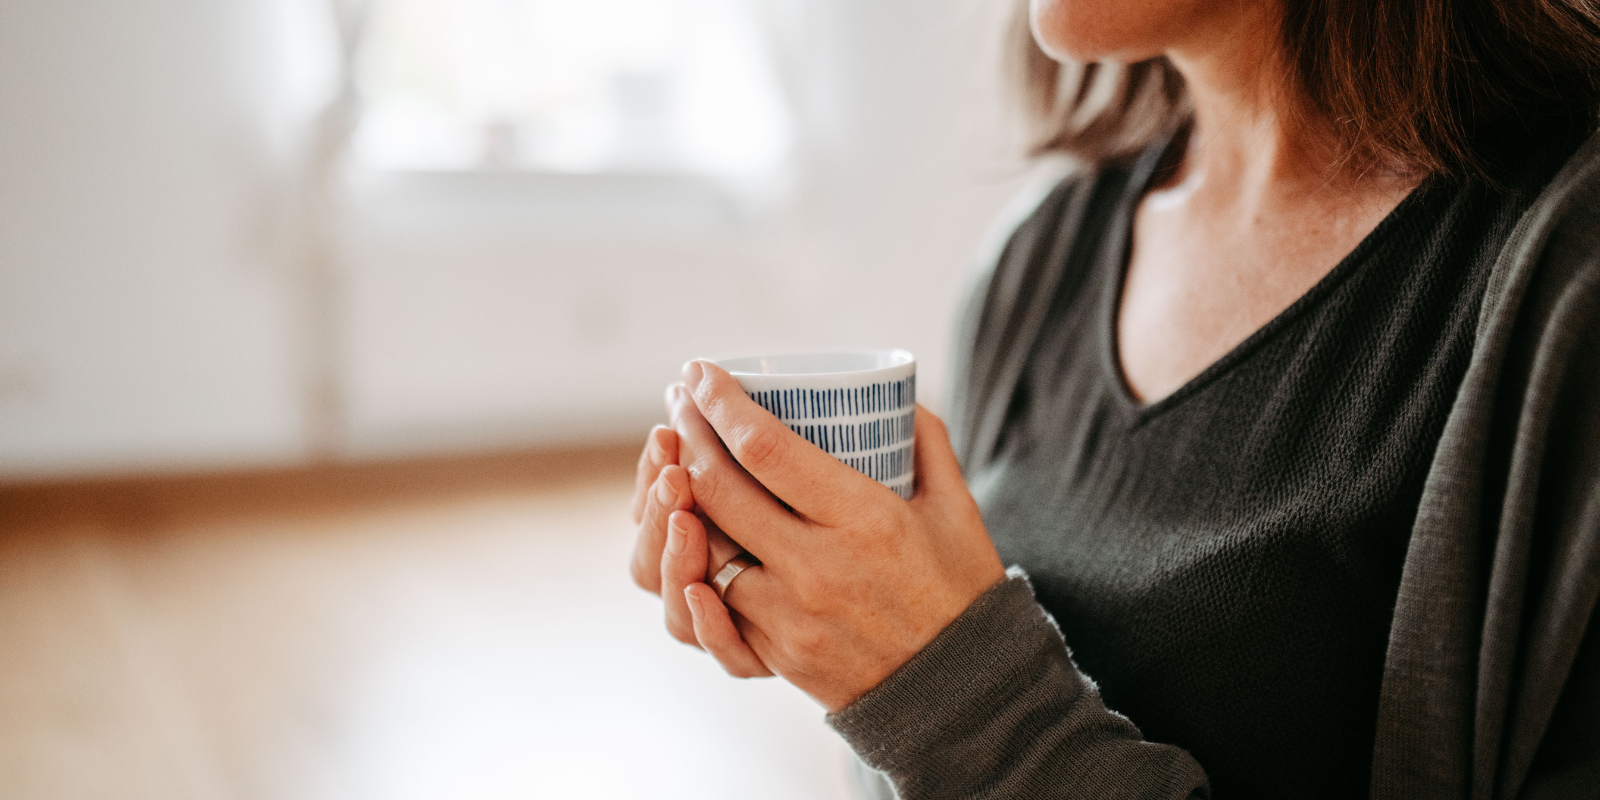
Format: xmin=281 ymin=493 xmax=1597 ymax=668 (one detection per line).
xmin=0 ymin=0 xmax=329 ymax=479
xmin=340 ymin=0 xmax=1035 ymax=457
xmin=0 ymin=0 xmax=1036 ymax=478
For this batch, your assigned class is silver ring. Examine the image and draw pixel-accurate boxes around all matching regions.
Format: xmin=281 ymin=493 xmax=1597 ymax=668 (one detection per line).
xmin=711 ymin=553 xmax=759 ymax=599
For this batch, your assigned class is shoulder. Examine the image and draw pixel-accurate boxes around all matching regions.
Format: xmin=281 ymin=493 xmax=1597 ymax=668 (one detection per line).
xmin=1440 ymin=128 xmax=1600 ymax=461
xmin=1511 ymin=127 xmax=1600 ymax=269
xmin=969 ymin=157 xmax=1092 ymax=287
xmin=1481 ymin=127 xmax=1600 ymax=359
xmin=1391 ymin=127 xmax=1600 ymax=796
xmin=948 ymin=160 xmax=1106 ymax=466
xmin=960 ymin=160 xmax=1105 ymax=342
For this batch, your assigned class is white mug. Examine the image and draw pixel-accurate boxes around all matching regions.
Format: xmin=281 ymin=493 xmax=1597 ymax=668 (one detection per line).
xmin=712 ymin=350 xmax=916 ymax=500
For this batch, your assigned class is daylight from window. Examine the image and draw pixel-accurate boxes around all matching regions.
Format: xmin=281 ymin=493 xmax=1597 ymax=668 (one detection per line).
xmin=354 ymin=0 xmax=792 ymax=177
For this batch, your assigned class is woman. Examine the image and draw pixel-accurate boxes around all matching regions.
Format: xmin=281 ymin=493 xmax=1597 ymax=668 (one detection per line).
xmin=629 ymin=0 xmax=1600 ymax=796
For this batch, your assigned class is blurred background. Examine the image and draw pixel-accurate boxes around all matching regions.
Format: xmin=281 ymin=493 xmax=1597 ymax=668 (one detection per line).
xmin=0 ymin=0 xmax=1043 ymax=796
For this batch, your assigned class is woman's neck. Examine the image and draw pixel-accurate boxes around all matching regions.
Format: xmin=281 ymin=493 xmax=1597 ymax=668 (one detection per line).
xmin=1158 ymin=4 xmax=1395 ymax=206
xmin=1115 ymin=4 xmax=1422 ymax=404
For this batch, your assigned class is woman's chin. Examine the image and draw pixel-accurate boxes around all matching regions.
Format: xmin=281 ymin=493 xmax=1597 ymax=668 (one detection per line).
xmin=1029 ymin=0 xmax=1185 ymax=63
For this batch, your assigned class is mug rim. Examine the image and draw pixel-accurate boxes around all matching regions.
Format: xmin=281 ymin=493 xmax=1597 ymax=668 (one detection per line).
xmin=710 ymin=349 xmax=914 ymax=378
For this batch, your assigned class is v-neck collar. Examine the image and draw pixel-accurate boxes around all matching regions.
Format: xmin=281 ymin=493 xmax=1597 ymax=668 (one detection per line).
xmin=1096 ymin=136 xmax=1434 ymax=424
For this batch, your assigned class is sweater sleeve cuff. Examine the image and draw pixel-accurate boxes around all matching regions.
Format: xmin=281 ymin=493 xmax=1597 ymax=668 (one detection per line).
xmin=825 ymin=567 xmax=1080 ymax=771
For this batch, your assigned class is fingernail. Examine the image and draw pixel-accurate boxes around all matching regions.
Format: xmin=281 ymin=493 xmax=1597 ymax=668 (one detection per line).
xmin=684 ymin=586 xmax=702 ymax=619
xmin=681 ymin=360 xmax=705 ymax=392
xmin=655 ymin=475 xmax=676 ymax=507
xmin=666 ymin=512 xmax=686 ymax=554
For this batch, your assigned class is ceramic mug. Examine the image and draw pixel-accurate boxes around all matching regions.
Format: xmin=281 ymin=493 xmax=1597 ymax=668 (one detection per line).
xmin=712 ymin=350 xmax=916 ymax=500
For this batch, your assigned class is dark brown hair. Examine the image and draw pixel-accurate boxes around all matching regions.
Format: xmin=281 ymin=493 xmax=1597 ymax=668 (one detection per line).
xmin=1009 ymin=0 xmax=1600 ymax=179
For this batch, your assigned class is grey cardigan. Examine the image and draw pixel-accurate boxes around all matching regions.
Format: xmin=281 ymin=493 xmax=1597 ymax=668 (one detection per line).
xmin=827 ymin=128 xmax=1600 ymax=799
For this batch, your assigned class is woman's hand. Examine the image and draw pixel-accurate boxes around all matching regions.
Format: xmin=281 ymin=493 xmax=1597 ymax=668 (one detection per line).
xmin=628 ymin=414 xmax=682 ymax=594
xmin=663 ymin=359 xmax=1006 ymax=711
xmin=629 ymin=387 xmax=760 ymax=659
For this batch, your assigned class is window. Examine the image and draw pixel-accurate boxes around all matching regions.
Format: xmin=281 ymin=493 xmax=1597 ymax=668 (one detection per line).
xmin=354 ymin=0 xmax=792 ymax=178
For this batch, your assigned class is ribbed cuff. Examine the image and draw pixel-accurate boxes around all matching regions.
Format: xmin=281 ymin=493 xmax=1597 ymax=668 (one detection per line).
xmin=826 ymin=568 xmax=1077 ymax=772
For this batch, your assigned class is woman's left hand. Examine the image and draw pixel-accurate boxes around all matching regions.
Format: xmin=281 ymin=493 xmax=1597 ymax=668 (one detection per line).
xmin=664 ymin=359 xmax=1006 ymax=711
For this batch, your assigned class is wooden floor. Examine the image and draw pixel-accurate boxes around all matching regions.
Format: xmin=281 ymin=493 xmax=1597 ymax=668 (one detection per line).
xmin=0 ymin=448 xmax=854 ymax=800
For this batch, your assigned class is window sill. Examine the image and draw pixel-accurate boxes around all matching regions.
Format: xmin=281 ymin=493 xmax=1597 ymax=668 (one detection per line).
xmin=346 ymin=168 xmax=781 ymax=242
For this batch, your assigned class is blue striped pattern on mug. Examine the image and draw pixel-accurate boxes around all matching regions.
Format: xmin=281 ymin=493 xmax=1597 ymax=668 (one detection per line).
xmin=782 ymin=411 xmax=914 ymax=455
xmin=840 ymin=446 xmax=913 ymax=498
xmin=746 ymin=376 xmax=916 ymax=421
xmin=747 ymin=377 xmax=916 ymax=499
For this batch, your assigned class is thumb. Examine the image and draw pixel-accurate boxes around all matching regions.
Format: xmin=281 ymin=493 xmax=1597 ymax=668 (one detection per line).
xmin=909 ymin=406 xmax=969 ymax=506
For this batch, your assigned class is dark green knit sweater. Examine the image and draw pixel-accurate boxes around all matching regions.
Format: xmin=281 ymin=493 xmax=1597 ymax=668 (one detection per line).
xmin=828 ymin=128 xmax=1600 ymax=799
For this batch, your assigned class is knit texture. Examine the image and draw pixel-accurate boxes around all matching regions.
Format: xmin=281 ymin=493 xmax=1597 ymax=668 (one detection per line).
xmin=830 ymin=570 xmax=1208 ymax=799
xmin=830 ymin=128 xmax=1600 ymax=798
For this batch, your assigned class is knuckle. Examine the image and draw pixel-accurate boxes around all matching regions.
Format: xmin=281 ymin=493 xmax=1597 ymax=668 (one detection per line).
xmin=789 ymin=576 xmax=836 ymax=619
xmin=660 ymin=465 xmax=692 ymax=509
xmin=662 ymin=549 xmax=694 ymax=585
xmin=783 ymin=627 xmax=830 ymax=667
xmin=736 ymin=423 xmax=790 ymax=474
xmin=638 ymin=490 xmax=660 ymax=526
xmin=667 ymin=619 xmax=698 ymax=646
xmin=630 ymin=544 xmax=661 ymax=592
xmin=696 ymin=379 xmax=729 ymax=413
xmin=641 ymin=490 xmax=667 ymax=530
xmin=686 ymin=461 xmax=726 ymax=508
